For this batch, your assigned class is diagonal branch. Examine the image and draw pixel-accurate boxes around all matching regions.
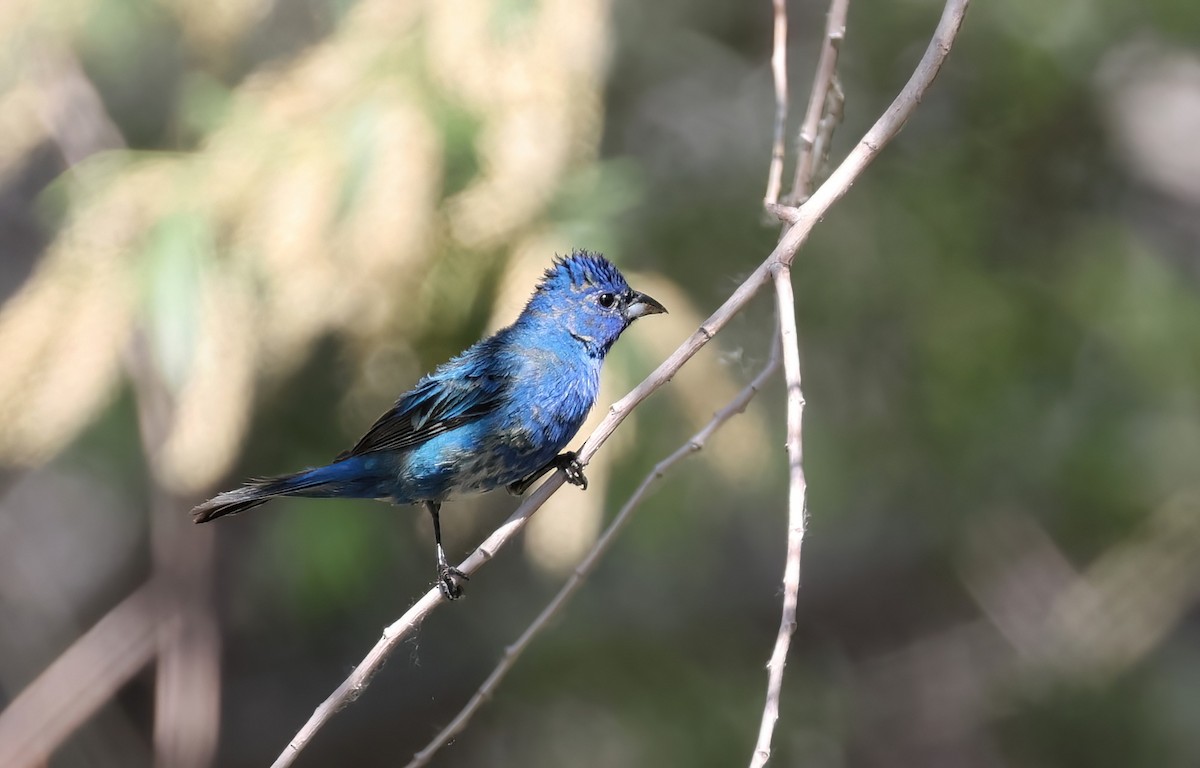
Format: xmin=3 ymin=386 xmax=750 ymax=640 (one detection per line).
xmin=405 ymin=332 xmax=782 ymax=768
xmin=272 ymin=1 xmax=970 ymax=763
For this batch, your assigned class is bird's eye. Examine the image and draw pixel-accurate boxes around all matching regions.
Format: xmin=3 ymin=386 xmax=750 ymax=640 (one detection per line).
xmin=598 ymin=292 xmax=616 ymax=308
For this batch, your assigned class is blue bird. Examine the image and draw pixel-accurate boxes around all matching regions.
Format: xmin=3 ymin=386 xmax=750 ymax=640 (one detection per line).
xmin=192 ymin=251 xmax=666 ymax=598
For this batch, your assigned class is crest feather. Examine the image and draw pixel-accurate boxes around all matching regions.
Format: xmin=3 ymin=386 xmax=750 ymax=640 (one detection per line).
xmin=538 ymin=249 xmax=627 ymax=292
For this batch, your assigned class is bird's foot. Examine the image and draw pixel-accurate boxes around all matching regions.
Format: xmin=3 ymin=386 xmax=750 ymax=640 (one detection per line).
xmin=437 ymin=563 xmax=469 ymax=600
xmin=557 ymin=452 xmax=588 ymax=491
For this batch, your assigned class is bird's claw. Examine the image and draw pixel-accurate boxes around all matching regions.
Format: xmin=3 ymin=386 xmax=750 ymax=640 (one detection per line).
xmin=437 ymin=564 xmax=469 ymax=600
xmin=559 ymin=453 xmax=588 ymax=491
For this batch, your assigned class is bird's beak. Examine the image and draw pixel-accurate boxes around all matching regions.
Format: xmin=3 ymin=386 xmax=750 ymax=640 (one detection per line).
xmin=624 ymin=291 xmax=668 ymax=321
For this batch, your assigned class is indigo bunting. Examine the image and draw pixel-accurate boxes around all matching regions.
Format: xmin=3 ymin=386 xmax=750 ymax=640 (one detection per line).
xmin=193 ymin=251 xmax=666 ymax=598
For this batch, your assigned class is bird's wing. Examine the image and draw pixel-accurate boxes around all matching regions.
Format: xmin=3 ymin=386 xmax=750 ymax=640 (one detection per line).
xmin=336 ymin=340 xmax=513 ymax=460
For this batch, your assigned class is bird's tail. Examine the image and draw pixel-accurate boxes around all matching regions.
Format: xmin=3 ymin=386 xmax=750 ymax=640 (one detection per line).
xmin=192 ymin=464 xmax=352 ymax=523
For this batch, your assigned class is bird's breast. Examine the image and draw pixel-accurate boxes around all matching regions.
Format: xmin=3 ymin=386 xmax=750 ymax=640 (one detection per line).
xmin=519 ymin=350 xmax=600 ymax=427
xmin=492 ymin=349 xmax=600 ymax=467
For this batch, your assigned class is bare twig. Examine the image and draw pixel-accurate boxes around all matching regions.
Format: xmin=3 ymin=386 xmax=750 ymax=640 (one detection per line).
xmin=273 ymin=0 xmax=970 ymax=762
xmin=748 ymin=268 xmax=807 ymax=768
xmin=787 ymin=0 xmax=850 ymax=204
xmin=763 ymin=0 xmax=789 ymax=206
xmin=406 ymin=334 xmax=782 ymax=768
xmin=808 ymin=76 xmax=845 ymax=192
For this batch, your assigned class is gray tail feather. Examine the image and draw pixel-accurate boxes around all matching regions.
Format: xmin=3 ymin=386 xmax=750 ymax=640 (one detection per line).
xmin=191 ymin=491 xmax=271 ymax=523
xmin=192 ymin=470 xmax=331 ymax=524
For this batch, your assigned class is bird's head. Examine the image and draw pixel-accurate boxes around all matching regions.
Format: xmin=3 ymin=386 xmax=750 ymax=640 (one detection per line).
xmin=521 ymin=251 xmax=667 ymax=356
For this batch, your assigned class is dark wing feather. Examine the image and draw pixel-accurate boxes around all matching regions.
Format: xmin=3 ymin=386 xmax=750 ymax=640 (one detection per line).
xmin=336 ymin=339 xmax=513 ymax=460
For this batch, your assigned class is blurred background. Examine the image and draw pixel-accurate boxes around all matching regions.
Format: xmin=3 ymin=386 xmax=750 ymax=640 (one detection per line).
xmin=2 ymin=0 xmax=1200 ymax=765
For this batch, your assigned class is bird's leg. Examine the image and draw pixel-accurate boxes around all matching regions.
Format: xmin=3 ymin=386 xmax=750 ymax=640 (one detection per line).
xmin=425 ymin=501 xmax=467 ymax=600
xmin=506 ymin=451 xmax=588 ymax=496
xmin=505 ymin=465 xmax=552 ymax=496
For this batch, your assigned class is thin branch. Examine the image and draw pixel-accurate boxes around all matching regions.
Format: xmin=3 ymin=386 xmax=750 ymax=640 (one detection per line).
xmin=808 ymin=76 xmax=845 ymax=193
xmin=406 ymin=334 xmax=782 ymax=768
xmin=763 ymin=0 xmax=789 ymax=207
xmin=787 ymin=0 xmax=850 ymax=204
xmin=272 ymin=1 xmax=970 ymax=762
xmin=749 ymin=267 xmax=807 ymax=768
